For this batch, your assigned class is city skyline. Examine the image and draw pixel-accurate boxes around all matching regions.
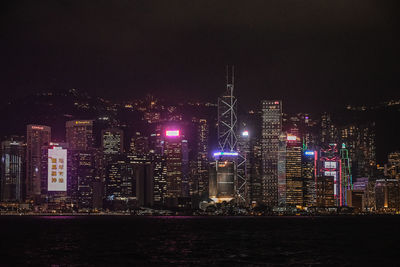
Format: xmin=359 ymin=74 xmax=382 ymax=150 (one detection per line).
xmin=1 ymin=1 xmax=400 ymax=265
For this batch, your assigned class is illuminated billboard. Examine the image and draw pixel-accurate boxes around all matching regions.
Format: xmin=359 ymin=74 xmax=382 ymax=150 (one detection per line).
xmin=324 ymin=161 xmax=337 ymax=169
xmin=165 ymin=130 xmax=180 ymax=137
xmin=287 ymin=135 xmax=297 ymax=141
xmin=48 ymin=147 xmax=67 ymax=191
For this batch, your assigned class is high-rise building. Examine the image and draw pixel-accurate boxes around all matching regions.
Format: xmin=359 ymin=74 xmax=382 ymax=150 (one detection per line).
xmin=66 ymin=120 xmax=93 ymax=150
xmin=316 ymin=176 xmax=335 ymax=207
xmin=375 ymin=179 xmax=400 ymax=211
xmin=237 ymin=129 xmax=251 ymax=206
xmin=318 ymin=144 xmax=341 ymax=206
xmin=209 ymin=153 xmax=236 ymax=203
xmin=214 ymin=66 xmax=247 ymax=205
xmin=152 ymin=153 xmax=167 ymax=206
xmin=101 ymin=128 xmax=123 ymax=155
xmin=340 ymin=123 xmax=376 ymax=179
xmin=26 ymin=124 xmax=51 ymax=201
xmin=130 ymin=132 xmax=149 ymax=155
xmin=261 ymin=100 xmax=282 ymax=206
xmin=40 ymin=143 xmax=70 ymax=206
xmin=71 ymin=150 xmax=96 ymax=209
xmin=320 ymin=112 xmax=338 ymax=145
xmin=1 ymin=140 xmax=25 ymax=201
xmin=285 ymin=132 xmax=303 ymax=206
xmin=164 ymin=128 xmax=184 ymax=205
xmin=128 ymin=154 xmax=154 ymax=207
xmin=386 ymin=151 xmax=400 ymax=179
xmin=302 ymin=150 xmax=317 ymax=207
xmin=277 ymin=134 xmax=287 ymax=206
xmin=194 ymin=119 xmax=209 ymax=199
xmin=105 ymin=155 xmax=134 ymax=201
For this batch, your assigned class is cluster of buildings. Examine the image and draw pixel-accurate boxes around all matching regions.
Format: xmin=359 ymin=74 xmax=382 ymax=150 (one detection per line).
xmin=0 ymin=71 xmax=399 ymax=214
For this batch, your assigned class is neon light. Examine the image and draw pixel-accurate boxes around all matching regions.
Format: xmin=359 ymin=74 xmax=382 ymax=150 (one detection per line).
xmin=287 ymin=135 xmax=296 ymax=141
xmin=242 ymin=130 xmax=249 ymax=137
xmin=274 ymin=101 xmax=279 ymax=104
xmin=213 ymin=151 xmax=238 ymax=157
xmin=305 ymin=151 xmax=314 ymax=156
xmin=314 ymin=151 xmax=317 ymax=196
xmin=165 ymin=130 xmax=180 ymax=137
xmin=75 ymin=121 xmax=91 ymax=125
xmin=31 ymin=126 xmax=44 ymax=130
xmin=339 ymin=159 xmax=342 ymax=206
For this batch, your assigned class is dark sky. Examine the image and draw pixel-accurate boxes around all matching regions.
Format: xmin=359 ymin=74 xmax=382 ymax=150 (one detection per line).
xmin=1 ymin=0 xmax=399 ymax=112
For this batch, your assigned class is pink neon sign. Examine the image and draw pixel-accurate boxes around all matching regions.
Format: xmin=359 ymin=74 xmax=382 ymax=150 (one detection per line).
xmin=166 ymin=130 xmax=180 ymax=137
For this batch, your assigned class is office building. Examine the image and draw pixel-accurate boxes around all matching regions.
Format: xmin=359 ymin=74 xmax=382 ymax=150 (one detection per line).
xmin=1 ymin=140 xmax=25 ymax=201
xmin=66 ymin=120 xmax=93 ymax=150
xmin=261 ymin=100 xmax=282 ymax=206
xmin=285 ymin=132 xmax=303 ymax=206
xmin=316 ymin=176 xmax=335 ymax=207
xmin=26 ymin=124 xmax=51 ymax=201
xmin=101 ymin=128 xmax=123 ymax=155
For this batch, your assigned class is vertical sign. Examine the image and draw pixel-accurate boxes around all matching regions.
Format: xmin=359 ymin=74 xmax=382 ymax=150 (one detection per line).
xmin=48 ymin=147 xmax=67 ymax=191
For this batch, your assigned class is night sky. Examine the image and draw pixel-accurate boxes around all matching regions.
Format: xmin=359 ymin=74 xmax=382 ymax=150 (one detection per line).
xmin=1 ymin=0 xmax=399 ymax=112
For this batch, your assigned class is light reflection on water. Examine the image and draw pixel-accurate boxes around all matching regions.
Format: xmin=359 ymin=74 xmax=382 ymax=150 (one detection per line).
xmin=36 ymin=216 xmax=78 ymax=219
xmin=0 ymin=216 xmax=398 ymax=266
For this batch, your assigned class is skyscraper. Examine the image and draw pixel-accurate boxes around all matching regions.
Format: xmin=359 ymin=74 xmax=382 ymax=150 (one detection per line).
xmin=261 ymin=100 xmax=282 ymax=206
xmin=66 ymin=120 xmax=93 ymax=150
xmin=302 ymin=150 xmax=317 ymax=207
xmin=40 ymin=142 xmax=70 ymax=205
xmin=26 ymin=124 xmax=51 ymax=201
xmin=212 ymin=66 xmax=245 ymax=204
xmin=318 ymin=144 xmax=341 ymax=206
xmin=1 ymin=140 xmax=25 ymax=201
xmin=195 ymin=119 xmax=209 ymax=199
xmin=164 ymin=128 xmax=184 ymax=205
xmin=101 ymin=128 xmax=124 ymax=155
xmin=285 ymin=132 xmax=303 ymax=206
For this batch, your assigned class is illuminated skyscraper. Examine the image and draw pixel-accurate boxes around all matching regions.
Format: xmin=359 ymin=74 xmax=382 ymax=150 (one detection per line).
xmin=209 ymin=155 xmax=236 ymax=203
xmin=164 ymin=129 xmax=186 ymax=205
xmin=285 ymin=132 xmax=303 ymax=206
xmin=302 ymin=150 xmax=318 ymax=207
xmin=339 ymin=123 xmax=376 ymax=179
xmin=66 ymin=120 xmax=93 ymax=150
xmin=277 ymin=134 xmax=287 ymax=206
xmin=128 ymin=154 xmax=154 ymax=207
xmin=26 ymin=124 xmax=51 ymax=201
xmin=375 ymin=179 xmax=400 ymax=211
xmin=320 ymin=113 xmax=338 ymax=145
xmin=40 ymin=143 xmax=70 ymax=205
xmin=101 ymin=128 xmax=123 ymax=155
xmin=130 ymin=132 xmax=149 ymax=155
xmin=212 ymin=66 xmax=246 ymax=204
xmin=72 ymin=150 xmax=96 ymax=209
xmin=318 ymin=144 xmax=341 ymax=206
xmin=105 ymin=155 xmax=134 ymax=201
xmin=152 ymin=153 xmax=167 ymax=206
xmin=261 ymin=100 xmax=282 ymax=206
xmin=1 ymin=140 xmax=25 ymax=201
xmin=316 ymin=176 xmax=335 ymax=207
xmin=195 ymin=119 xmax=209 ymax=199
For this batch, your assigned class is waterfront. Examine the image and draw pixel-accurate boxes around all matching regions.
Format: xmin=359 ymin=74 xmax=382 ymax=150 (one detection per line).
xmin=1 ymin=216 xmax=399 ymax=266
